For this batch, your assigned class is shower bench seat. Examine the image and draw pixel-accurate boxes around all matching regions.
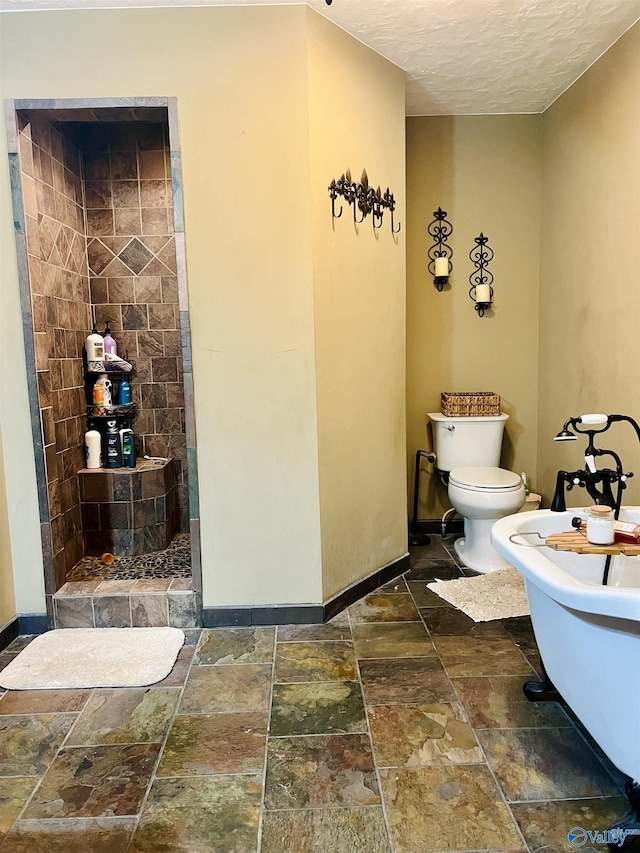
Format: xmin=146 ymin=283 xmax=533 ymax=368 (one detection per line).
xmin=78 ymin=459 xmax=179 ymax=557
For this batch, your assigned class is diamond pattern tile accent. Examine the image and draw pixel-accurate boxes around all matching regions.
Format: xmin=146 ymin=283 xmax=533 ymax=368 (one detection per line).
xmin=87 ymin=238 xmax=115 ymax=275
xmin=38 ymin=217 xmax=57 ymax=262
xmin=119 ymin=238 xmax=154 ymax=275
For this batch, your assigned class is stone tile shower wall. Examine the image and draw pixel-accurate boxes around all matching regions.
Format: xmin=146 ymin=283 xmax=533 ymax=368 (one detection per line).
xmin=19 ymin=119 xmax=91 ymax=589
xmin=79 ymin=123 xmax=189 ymax=531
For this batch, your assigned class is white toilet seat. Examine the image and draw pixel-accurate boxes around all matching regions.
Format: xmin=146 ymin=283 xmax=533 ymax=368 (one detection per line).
xmin=449 ymin=467 xmax=522 ymax=492
xmin=447 ymin=466 xmax=526 ymax=573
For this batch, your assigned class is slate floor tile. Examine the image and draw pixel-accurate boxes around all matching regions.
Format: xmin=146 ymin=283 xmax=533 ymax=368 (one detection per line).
xmin=23 ymin=743 xmax=160 ymax=818
xmin=270 ymin=682 xmax=367 ymax=737
xmin=379 ymin=764 xmax=523 ymax=853
xmin=264 ymin=733 xmax=379 ymax=809
xmin=260 ymin=807 xmax=391 ymax=853
xmin=157 ymin=712 xmax=267 ymax=776
xmin=65 ymin=687 xmax=180 ymax=745
xmin=452 ymin=675 xmax=570 ymax=729
xmin=130 ymin=775 xmax=262 ymax=853
xmin=368 ymin=702 xmax=483 ymax=767
xmin=0 ymin=817 xmax=136 ymax=852
xmin=153 ymin=645 xmax=195 ymax=687
xmin=432 ymin=635 xmax=534 ymax=677
xmin=194 ymin=627 xmax=275 ymax=665
xmin=349 ymin=593 xmax=420 ymax=623
xmin=500 ymin=615 xmax=538 ymax=653
xmin=277 ymin=611 xmax=351 ymax=642
xmin=0 ymin=714 xmax=76 ymax=776
xmin=179 ymin=664 xmax=271 ymax=713
xmin=0 ymin=778 xmax=38 ymax=840
xmin=510 ymin=797 xmax=635 ymax=853
xmin=408 ymin=539 xmax=452 ymax=563
xmin=420 ymin=605 xmax=510 ymax=638
xmin=375 ymin=576 xmax=408 ymax=593
xmin=359 ymin=656 xmax=457 ymax=705
xmin=404 ymin=560 xmax=462 ymax=582
xmin=407 ymin=581 xmax=455 ymax=608
xmin=274 ymin=641 xmax=358 ymax=683
xmin=0 ymin=689 xmax=91 ymax=715
xmin=352 ymin=622 xmax=435 ymax=660
xmin=477 ymin=727 xmax=622 ymax=801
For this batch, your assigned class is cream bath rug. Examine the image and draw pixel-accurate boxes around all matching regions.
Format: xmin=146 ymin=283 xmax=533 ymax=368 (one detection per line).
xmin=0 ymin=627 xmax=184 ymax=690
xmin=427 ymin=567 xmax=530 ymax=622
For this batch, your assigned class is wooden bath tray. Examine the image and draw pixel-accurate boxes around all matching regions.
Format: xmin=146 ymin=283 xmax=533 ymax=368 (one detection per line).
xmin=545 ymin=530 xmax=640 ymax=556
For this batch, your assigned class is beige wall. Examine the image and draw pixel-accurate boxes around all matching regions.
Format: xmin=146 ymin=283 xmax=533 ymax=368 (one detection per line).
xmin=406 ymin=115 xmax=542 ymax=518
xmin=306 ymin=11 xmax=407 ymax=601
xmin=0 ymin=119 xmax=45 ymax=616
xmin=0 ymin=426 xmax=17 ymax=626
xmin=0 ymin=5 xmax=406 ymax=613
xmin=538 ymin=23 xmax=640 ymax=507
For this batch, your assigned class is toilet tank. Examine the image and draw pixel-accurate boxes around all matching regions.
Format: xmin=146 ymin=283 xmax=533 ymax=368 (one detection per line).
xmin=427 ymin=412 xmax=509 ymax=472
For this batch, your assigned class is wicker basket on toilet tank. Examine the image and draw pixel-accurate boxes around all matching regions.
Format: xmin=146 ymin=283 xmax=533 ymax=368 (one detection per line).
xmin=440 ymin=391 xmax=501 ymax=417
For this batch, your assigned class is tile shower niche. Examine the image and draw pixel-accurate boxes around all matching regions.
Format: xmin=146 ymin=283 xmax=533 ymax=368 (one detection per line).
xmin=8 ymin=100 xmax=200 ymax=630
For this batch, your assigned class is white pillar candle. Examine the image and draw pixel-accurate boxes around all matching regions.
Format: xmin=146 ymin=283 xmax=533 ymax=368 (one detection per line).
xmin=434 ymin=257 xmax=449 ymax=277
xmin=475 ymin=283 xmax=491 ymax=303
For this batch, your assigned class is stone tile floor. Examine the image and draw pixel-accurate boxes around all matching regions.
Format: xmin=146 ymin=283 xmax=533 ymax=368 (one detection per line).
xmin=0 ymin=536 xmax=636 ymax=852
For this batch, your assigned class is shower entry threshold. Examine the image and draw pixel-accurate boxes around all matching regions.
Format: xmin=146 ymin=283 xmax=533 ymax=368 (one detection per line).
xmin=53 ymin=534 xmax=200 ymax=631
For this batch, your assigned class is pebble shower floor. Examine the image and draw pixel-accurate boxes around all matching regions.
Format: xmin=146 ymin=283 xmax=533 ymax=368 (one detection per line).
xmin=66 ymin=533 xmax=191 ymax=581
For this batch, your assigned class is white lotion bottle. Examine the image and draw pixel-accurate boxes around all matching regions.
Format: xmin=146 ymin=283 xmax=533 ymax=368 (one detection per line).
xmin=85 ymin=430 xmax=102 ymax=469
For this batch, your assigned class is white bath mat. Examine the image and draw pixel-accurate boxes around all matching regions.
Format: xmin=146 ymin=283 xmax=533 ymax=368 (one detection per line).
xmin=427 ymin=567 xmax=530 ymax=621
xmin=0 ymin=627 xmax=184 ymax=690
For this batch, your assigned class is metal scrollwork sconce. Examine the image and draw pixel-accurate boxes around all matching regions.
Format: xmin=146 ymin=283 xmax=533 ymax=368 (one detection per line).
xmin=427 ymin=207 xmax=453 ymax=291
xmin=328 ymin=169 xmax=400 ymax=234
xmin=469 ymin=233 xmax=494 ymax=317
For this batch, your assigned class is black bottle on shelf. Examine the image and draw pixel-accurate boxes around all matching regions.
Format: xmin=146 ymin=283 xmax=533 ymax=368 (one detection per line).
xmin=105 ymin=420 xmax=123 ymax=469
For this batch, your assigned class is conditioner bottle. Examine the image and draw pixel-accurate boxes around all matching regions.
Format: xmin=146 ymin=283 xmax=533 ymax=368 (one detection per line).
xmin=103 ymin=322 xmax=117 ymax=371
xmin=86 ymin=323 xmax=105 ymax=372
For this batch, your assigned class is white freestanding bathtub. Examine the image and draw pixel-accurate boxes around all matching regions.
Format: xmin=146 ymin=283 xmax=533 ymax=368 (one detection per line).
xmin=492 ymin=508 xmax=640 ymax=785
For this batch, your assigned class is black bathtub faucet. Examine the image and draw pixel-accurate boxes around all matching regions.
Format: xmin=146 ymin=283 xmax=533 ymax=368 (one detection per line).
xmin=550 ymin=413 xmax=638 ymax=515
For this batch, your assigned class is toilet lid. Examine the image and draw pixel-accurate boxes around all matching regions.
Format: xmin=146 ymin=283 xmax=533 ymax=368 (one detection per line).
xmin=449 ymin=467 xmax=522 ymax=491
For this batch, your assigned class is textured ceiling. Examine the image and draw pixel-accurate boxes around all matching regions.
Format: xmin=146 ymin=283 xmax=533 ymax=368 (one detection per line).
xmin=1 ymin=0 xmax=639 ymax=115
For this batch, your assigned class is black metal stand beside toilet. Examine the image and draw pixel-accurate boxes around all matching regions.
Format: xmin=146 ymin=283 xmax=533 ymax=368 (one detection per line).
xmin=409 ymin=449 xmax=431 ymax=546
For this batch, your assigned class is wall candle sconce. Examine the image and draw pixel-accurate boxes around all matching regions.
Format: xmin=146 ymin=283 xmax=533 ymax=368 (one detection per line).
xmin=469 ymin=233 xmax=494 ymax=317
xmin=427 ymin=207 xmax=453 ymax=291
xmin=328 ymin=169 xmax=401 ymax=234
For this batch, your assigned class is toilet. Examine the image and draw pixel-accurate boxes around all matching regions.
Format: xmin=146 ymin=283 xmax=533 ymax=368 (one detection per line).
xmin=428 ymin=412 xmax=526 ymax=573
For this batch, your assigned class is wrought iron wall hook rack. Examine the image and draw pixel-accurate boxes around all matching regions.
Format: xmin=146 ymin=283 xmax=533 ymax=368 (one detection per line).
xmin=468 ymin=232 xmax=494 ymax=317
xmin=427 ymin=207 xmax=453 ymax=290
xmin=328 ymin=168 xmax=400 ymax=234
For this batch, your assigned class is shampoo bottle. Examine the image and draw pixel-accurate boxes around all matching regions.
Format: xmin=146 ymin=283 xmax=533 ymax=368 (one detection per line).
xmin=105 ymin=420 xmax=123 ymax=468
xmin=118 ymin=376 xmax=131 ymax=405
xmin=86 ymin=323 xmax=105 ymax=372
xmin=103 ymin=322 xmax=117 ymax=371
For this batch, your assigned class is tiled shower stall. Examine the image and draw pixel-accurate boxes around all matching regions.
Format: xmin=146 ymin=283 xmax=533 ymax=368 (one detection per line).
xmin=7 ymin=99 xmax=201 ymax=628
